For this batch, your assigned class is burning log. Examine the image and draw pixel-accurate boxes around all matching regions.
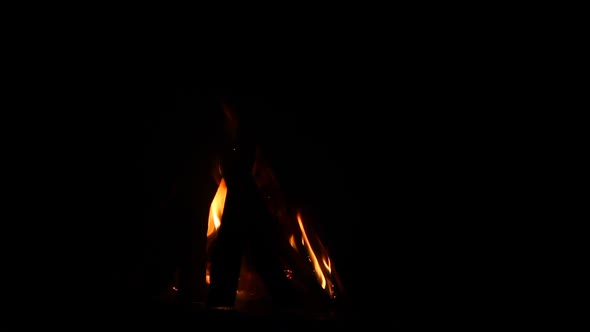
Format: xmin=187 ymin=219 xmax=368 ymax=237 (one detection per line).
xmin=206 ymin=184 xmax=247 ymax=306
xmin=207 ymin=137 xmax=299 ymax=308
xmin=177 ymin=192 xmax=209 ymax=307
xmin=207 ymin=170 xmax=335 ymax=311
xmin=206 ymin=102 xmax=342 ymax=315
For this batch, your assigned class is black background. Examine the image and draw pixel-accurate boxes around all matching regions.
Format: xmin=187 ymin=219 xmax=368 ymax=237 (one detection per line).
xmin=28 ymin=28 xmax=525 ymax=327
xmin=79 ymin=72 xmax=492 ymax=320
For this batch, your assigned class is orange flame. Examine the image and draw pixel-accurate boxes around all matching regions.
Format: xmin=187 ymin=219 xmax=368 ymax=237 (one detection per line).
xmin=205 ymin=174 xmax=336 ymax=297
xmin=206 ymin=178 xmax=228 ymax=285
xmin=322 ymin=256 xmax=331 ymax=274
xmin=207 ymin=178 xmax=227 ymax=237
xmin=289 ymin=234 xmax=297 ymax=250
xmin=297 ymin=212 xmax=331 ymax=292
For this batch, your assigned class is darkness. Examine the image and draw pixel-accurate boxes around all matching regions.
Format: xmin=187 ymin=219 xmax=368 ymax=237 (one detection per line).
xmin=45 ymin=40 xmax=519 ymax=328
xmin=89 ymin=81 xmax=441 ymax=317
xmin=78 ymin=82 xmax=370 ymax=317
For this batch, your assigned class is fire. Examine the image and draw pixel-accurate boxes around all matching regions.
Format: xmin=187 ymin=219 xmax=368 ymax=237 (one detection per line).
xmin=289 ymin=234 xmax=297 ymax=250
xmin=322 ymin=256 xmax=331 ymax=274
xmin=203 ymin=104 xmax=340 ymax=301
xmin=207 ymin=178 xmax=227 ymax=237
xmin=206 ymin=178 xmax=227 ymax=285
xmin=297 ymin=212 xmax=333 ymax=294
xmin=204 ymin=161 xmax=337 ymax=297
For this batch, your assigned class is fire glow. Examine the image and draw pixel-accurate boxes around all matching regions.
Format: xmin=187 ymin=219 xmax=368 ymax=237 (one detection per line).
xmin=297 ymin=213 xmax=325 ymax=289
xmin=206 ymin=177 xmax=227 ymax=285
xmin=296 ymin=212 xmax=334 ymax=297
xmin=207 ymin=178 xmax=227 ymax=237
xmin=205 ymin=175 xmax=336 ymax=298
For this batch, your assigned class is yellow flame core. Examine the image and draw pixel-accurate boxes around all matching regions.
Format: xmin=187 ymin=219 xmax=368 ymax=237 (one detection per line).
xmin=297 ymin=212 xmax=327 ymax=290
xmin=207 ymin=178 xmax=227 ymax=237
